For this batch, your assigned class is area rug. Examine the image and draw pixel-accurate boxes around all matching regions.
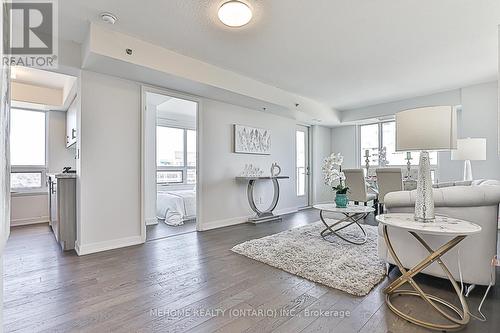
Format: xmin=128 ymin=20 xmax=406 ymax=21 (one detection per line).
xmin=231 ymin=221 xmax=386 ymax=296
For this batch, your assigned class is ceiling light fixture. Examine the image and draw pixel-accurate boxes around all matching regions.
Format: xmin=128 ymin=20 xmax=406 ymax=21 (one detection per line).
xmin=100 ymin=12 xmax=117 ymax=24
xmin=218 ymin=1 xmax=252 ymax=27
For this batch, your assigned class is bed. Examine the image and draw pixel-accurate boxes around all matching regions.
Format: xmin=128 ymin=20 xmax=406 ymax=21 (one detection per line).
xmin=156 ymin=190 xmax=196 ymax=226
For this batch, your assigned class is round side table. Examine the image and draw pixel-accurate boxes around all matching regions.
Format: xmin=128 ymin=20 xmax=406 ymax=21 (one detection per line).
xmin=376 ymin=213 xmax=481 ymax=331
xmin=313 ymin=204 xmax=374 ymax=245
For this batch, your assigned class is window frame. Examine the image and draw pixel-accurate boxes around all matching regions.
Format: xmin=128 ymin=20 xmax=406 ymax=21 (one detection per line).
xmin=156 ymin=124 xmax=196 ymax=186
xmin=10 ymin=108 xmax=48 ymax=194
xmin=358 ymin=120 xmax=438 ymax=168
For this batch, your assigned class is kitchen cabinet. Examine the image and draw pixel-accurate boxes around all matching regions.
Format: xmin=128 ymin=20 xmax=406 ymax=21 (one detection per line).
xmin=47 ymin=174 xmax=76 ymax=251
xmin=66 ymin=96 xmax=77 ymax=147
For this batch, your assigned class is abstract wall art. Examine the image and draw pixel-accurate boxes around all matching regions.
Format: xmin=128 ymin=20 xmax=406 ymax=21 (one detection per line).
xmin=234 ymin=124 xmax=271 ymax=155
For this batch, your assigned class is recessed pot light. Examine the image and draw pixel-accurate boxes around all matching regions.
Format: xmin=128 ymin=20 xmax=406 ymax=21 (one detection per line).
xmin=218 ymin=1 xmax=252 ymax=27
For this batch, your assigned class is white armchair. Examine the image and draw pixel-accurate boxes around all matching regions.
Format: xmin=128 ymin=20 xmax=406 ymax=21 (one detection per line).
xmin=378 ymin=180 xmax=500 ymax=286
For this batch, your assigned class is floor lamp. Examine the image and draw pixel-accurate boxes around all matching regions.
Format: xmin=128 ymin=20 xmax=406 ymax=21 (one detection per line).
xmin=395 ymin=106 xmax=457 ymax=222
xmin=451 ymin=138 xmax=486 ymax=181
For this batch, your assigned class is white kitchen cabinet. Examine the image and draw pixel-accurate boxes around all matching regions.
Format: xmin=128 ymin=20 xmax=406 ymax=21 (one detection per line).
xmin=66 ymin=96 xmax=77 ymax=147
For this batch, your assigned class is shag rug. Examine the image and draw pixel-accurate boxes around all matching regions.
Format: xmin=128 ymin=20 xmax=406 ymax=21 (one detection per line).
xmin=231 ymin=221 xmax=386 ymax=296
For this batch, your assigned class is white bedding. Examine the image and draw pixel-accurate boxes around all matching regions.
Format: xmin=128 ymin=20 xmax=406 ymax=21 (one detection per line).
xmin=157 ymin=190 xmax=196 ymax=226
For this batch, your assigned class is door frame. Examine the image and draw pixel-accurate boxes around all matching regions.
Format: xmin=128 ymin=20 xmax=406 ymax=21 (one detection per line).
xmin=140 ymin=85 xmax=203 ymax=241
xmin=295 ymin=124 xmax=312 ymax=208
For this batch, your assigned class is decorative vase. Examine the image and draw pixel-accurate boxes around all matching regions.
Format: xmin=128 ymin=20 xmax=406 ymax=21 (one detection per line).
xmin=270 ymin=162 xmax=281 ymax=177
xmin=335 ymin=193 xmax=348 ymax=208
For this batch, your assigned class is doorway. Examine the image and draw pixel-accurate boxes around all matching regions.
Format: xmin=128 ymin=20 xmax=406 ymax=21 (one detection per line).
xmin=296 ymin=125 xmax=310 ymax=208
xmin=8 ymin=66 xmax=78 ymax=250
xmin=142 ymin=87 xmax=200 ymax=241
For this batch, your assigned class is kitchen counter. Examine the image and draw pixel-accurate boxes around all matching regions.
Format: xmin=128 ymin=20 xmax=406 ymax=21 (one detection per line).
xmin=55 ymin=173 xmax=77 ymax=179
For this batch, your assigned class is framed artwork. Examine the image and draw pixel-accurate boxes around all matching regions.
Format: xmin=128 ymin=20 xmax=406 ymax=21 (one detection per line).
xmin=234 ymin=124 xmax=271 ymax=155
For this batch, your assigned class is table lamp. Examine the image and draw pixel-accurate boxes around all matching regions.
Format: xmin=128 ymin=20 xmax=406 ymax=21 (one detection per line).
xmin=451 ymin=138 xmax=486 ymax=181
xmin=395 ymin=106 xmax=457 ymax=222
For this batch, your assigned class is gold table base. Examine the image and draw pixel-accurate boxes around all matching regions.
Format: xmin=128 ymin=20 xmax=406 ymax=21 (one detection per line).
xmin=383 ymin=226 xmax=470 ymax=331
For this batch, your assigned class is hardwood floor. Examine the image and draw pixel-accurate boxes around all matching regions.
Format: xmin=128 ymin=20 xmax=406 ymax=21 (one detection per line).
xmin=146 ymin=219 xmax=197 ymax=241
xmin=3 ymin=210 xmax=500 ymax=332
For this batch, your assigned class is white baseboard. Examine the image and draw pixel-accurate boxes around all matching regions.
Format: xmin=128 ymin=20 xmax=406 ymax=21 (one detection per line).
xmin=145 ymin=217 xmax=158 ymax=226
xmin=199 ymin=207 xmax=299 ymax=231
xmin=75 ymin=235 xmax=144 ymax=256
xmin=11 ymin=216 xmax=49 ymax=227
xmin=312 ymin=200 xmax=332 ymax=205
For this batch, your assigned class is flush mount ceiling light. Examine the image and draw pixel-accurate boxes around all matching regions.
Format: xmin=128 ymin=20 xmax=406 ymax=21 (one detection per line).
xmin=218 ymin=1 xmax=252 ymax=27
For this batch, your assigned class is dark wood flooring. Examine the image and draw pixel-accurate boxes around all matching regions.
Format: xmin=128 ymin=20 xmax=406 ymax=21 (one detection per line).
xmin=146 ymin=219 xmax=197 ymax=242
xmin=3 ymin=210 xmax=499 ymax=332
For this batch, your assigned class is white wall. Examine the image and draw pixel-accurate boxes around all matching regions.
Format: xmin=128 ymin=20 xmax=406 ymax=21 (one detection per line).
xmin=311 ymin=125 xmax=333 ymax=203
xmin=47 ymin=111 xmax=76 ymax=173
xmin=341 ymin=89 xmax=461 ymax=123
xmin=439 ymin=81 xmax=500 ymax=181
xmin=331 ymin=125 xmax=359 ymax=168
xmin=77 ymin=71 xmax=142 ymax=254
xmin=75 ymin=70 xmax=336 ymax=253
xmin=144 ymin=102 xmax=157 ymax=226
xmin=10 ymin=194 xmax=49 ymax=226
xmin=199 ymin=99 xmax=310 ymax=230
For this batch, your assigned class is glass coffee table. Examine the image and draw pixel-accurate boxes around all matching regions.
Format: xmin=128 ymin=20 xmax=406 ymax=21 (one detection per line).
xmin=313 ymin=204 xmax=375 ymax=245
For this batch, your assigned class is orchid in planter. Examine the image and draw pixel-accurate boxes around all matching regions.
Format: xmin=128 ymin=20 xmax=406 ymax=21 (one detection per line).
xmin=322 ymin=153 xmax=349 ymax=207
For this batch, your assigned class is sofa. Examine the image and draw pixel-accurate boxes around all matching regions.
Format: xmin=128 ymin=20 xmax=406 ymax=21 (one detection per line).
xmin=378 ymin=179 xmax=500 ymax=286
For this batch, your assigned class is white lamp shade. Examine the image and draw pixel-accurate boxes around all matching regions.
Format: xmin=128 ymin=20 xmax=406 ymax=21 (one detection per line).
xmin=451 ymin=138 xmax=487 ymax=161
xmin=395 ymin=106 xmax=457 ymax=151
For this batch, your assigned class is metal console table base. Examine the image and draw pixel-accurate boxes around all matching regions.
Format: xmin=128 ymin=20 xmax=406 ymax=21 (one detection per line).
xmin=383 ymin=225 xmax=470 ymax=331
xmin=236 ymin=176 xmax=290 ymax=224
xmin=319 ymin=210 xmax=368 ymax=245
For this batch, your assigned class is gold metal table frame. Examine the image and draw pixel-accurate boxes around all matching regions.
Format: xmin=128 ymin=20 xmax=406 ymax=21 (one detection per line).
xmin=382 ymin=225 xmax=470 ymax=331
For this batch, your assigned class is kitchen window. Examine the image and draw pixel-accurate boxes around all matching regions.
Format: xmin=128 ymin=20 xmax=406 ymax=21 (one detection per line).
xmin=10 ymin=108 xmax=47 ymax=191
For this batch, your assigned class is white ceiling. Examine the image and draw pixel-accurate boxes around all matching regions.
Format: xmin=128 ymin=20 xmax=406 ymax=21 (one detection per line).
xmin=12 ymin=66 xmax=75 ymax=90
xmin=147 ymin=92 xmax=197 ymax=121
xmin=59 ymin=0 xmax=500 ymax=111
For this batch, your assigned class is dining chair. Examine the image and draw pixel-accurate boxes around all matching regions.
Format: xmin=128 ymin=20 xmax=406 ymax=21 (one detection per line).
xmin=375 ymin=168 xmax=403 ymax=214
xmin=343 ymin=169 xmax=378 ymax=213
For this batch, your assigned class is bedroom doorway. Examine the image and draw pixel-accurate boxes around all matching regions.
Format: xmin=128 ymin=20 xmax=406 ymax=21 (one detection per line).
xmin=142 ymin=88 xmax=200 ymax=241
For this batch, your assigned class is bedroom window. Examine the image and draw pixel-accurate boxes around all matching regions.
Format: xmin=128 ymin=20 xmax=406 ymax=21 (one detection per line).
xmin=157 ymin=171 xmax=183 ymax=184
xmin=156 ymin=126 xmax=196 ymax=185
xmin=10 ymin=108 xmax=47 ymax=191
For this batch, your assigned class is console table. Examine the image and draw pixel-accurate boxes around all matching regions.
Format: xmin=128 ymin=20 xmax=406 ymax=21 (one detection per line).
xmin=376 ymin=213 xmax=481 ymax=331
xmin=235 ymin=176 xmax=289 ymax=223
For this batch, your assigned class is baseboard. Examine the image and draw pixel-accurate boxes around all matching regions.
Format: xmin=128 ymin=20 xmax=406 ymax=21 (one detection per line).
xmin=199 ymin=207 xmax=299 ymax=231
xmin=75 ymin=235 xmax=144 ymax=256
xmin=10 ymin=216 xmax=49 ymax=227
xmin=312 ymin=200 xmax=332 ymax=205
xmin=145 ymin=217 xmax=158 ymax=226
